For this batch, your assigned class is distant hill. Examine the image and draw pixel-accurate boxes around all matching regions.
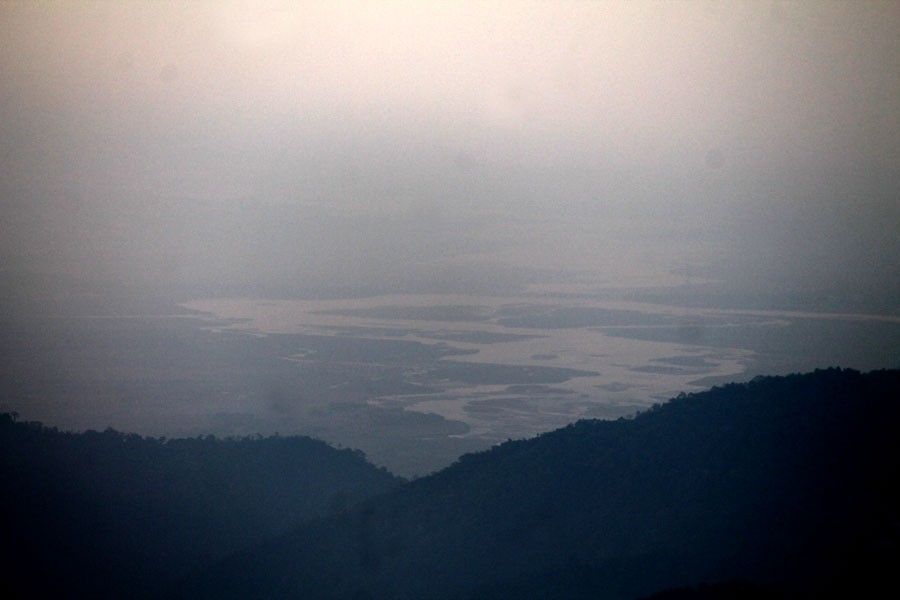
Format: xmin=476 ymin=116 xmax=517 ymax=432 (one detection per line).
xmin=174 ymin=368 xmax=900 ymax=599
xmin=0 ymin=418 xmax=401 ymax=598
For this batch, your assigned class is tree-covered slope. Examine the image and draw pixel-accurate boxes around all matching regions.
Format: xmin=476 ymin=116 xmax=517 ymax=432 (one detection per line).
xmin=0 ymin=418 xmax=401 ymax=598
xmin=175 ymin=368 xmax=900 ymax=599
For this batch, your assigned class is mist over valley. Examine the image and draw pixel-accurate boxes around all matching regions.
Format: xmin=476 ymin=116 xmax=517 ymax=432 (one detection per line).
xmin=1 ymin=2 xmax=898 ymax=597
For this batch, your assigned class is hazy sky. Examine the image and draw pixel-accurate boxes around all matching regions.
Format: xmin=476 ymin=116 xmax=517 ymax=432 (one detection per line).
xmin=1 ymin=1 xmax=897 ymax=300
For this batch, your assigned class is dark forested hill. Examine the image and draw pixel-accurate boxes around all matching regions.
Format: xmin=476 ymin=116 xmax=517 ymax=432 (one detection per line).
xmin=175 ymin=368 xmax=900 ymax=600
xmin=0 ymin=418 xmax=401 ymax=598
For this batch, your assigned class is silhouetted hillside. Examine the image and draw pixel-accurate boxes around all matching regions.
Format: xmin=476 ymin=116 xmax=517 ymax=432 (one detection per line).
xmin=0 ymin=418 xmax=401 ymax=598
xmin=175 ymin=368 xmax=900 ymax=599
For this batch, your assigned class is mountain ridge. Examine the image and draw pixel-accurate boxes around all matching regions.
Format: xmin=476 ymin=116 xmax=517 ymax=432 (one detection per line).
xmin=0 ymin=417 xmax=402 ymax=598
xmin=174 ymin=368 xmax=900 ymax=599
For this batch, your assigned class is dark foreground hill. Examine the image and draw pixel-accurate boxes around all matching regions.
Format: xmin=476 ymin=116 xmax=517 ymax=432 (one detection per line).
xmin=0 ymin=418 xmax=401 ymax=598
xmin=175 ymin=368 xmax=900 ymax=599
